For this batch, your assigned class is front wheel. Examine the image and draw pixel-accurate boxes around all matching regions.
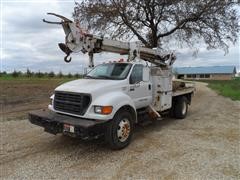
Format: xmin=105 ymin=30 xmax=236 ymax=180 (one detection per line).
xmin=105 ymin=110 xmax=133 ymax=150
xmin=173 ymin=96 xmax=188 ymax=119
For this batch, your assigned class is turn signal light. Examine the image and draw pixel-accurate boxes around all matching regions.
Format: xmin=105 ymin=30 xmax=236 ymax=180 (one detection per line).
xmin=94 ymin=106 xmax=113 ymax=115
xmin=102 ymin=106 xmax=113 ymax=114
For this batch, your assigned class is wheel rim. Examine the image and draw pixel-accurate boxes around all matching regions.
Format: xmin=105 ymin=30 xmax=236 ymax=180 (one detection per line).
xmin=117 ymin=118 xmax=131 ymax=142
xmin=182 ymin=101 xmax=187 ymax=115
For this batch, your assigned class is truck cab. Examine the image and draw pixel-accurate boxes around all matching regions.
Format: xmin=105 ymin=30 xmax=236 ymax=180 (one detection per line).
xmin=49 ymin=61 xmax=151 ymax=121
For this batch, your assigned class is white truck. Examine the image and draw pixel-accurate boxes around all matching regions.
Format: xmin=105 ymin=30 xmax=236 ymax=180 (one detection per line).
xmin=29 ymin=13 xmax=195 ymax=149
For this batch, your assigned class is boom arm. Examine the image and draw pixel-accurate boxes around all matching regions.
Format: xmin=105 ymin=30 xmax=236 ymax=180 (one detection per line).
xmin=43 ymin=13 xmax=176 ymax=67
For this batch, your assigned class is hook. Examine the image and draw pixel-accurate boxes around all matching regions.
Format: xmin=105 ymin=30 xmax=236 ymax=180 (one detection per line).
xmin=64 ymin=54 xmax=72 ymax=63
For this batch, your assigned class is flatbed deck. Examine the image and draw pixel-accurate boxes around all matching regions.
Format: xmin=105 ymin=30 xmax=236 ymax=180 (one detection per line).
xmin=173 ymin=87 xmax=195 ymax=97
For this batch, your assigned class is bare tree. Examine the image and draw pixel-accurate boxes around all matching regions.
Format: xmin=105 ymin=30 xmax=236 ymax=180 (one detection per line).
xmin=73 ymin=0 xmax=239 ymax=52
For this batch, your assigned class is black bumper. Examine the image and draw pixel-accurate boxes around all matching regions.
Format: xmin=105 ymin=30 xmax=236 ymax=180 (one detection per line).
xmin=28 ymin=109 xmax=110 ymax=139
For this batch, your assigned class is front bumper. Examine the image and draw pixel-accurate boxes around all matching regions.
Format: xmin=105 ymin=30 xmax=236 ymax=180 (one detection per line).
xmin=28 ymin=109 xmax=110 ymax=139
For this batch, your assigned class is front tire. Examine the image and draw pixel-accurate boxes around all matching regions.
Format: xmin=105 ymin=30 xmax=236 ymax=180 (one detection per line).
xmin=105 ymin=110 xmax=133 ymax=150
xmin=173 ymin=96 xmax=188 ymax=119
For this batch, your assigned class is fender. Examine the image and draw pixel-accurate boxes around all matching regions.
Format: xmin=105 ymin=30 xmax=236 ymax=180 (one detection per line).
xmin=84 ymin=91 xmax=137 ymax=121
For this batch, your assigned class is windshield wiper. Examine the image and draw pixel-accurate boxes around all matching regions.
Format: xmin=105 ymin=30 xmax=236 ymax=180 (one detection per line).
xmin=84 ymin=75 xmax=94 ymax=79
xmin=97 ymin=75 xmax=115 ymax=80
xmin=84 ymin=75 xmax=108 ymax=79
xmin=85 ymin=75 xmax=117 ymax=80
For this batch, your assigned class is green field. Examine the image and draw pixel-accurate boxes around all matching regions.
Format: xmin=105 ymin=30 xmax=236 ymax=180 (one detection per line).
xmin=204 ymin=78 xmax=240 ymax=101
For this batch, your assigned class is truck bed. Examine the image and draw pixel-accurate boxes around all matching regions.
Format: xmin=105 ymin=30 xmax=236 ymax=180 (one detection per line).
xmin=172 ymin=80 xmax=195 ymax=97
xmin=173 ymin=87 xmax=195 ymax=97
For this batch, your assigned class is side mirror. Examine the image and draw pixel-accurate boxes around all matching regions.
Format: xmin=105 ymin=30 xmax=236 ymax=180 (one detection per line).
xmin=129 ymin=76 xmax=134 ymax=84
xmin=142 ymin=67 xmax=150 ymax=82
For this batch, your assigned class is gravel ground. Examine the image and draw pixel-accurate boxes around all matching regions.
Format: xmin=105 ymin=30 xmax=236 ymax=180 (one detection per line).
xmin=0 ymin=82 xmax=240 ymax=179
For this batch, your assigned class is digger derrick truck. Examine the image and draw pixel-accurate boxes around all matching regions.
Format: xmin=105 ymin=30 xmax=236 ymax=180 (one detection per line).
xmin=29 ymin=13 xmax=195 ymax=149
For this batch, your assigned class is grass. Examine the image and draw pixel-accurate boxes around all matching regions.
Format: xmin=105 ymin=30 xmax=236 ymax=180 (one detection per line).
xmin=204 ymin=77 xmax=240 ymax=101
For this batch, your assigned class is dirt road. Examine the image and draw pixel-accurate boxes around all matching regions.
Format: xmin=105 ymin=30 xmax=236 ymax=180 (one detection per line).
xmin=0 ymin=82 xmax=239 ymax=179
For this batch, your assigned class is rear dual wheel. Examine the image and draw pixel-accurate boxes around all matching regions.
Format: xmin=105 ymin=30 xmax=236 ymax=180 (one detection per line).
xmin=173 ymin=96 xmax=188 ymax=119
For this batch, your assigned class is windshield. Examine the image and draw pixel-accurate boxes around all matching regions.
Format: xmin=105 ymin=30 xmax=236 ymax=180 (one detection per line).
xmin=85 ymin=63 xmax=132 ymax=80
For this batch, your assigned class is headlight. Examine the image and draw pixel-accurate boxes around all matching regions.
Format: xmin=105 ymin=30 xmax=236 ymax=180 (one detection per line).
xmin=94 ymin=106 xmax=113 ymax=115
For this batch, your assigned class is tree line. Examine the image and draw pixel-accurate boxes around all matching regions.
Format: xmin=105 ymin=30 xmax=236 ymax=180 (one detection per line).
xmin=0 ymin=69 xmax=83 ymax=78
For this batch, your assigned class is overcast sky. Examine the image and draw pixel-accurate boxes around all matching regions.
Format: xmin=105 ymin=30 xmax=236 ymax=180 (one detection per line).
xmin=1 ymin=0 xmax=239 ymax=74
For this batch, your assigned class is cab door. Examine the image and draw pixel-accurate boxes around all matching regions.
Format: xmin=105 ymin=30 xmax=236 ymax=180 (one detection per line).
xmin=128 ymin=64 xmax=152 ymax=109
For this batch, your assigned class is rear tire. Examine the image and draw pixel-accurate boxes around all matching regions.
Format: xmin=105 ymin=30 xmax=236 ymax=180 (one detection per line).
xmin=173 ymin=96 xmax=188 ymax=119
xmin=105 ymin=110 xmax=133 ymax=150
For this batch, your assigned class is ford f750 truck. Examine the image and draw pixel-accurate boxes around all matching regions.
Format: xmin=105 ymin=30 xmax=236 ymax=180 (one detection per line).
xmin=29 ymin=13 xmax=195 ymax=149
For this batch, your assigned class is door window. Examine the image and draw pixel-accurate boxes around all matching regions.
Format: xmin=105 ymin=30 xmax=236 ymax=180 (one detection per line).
xmin=130 ymin=64 xmax=143 ymax=84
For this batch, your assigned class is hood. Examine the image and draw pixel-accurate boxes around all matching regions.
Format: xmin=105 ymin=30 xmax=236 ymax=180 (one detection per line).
xmin=55 ymin=78 xmax=125 ymax=94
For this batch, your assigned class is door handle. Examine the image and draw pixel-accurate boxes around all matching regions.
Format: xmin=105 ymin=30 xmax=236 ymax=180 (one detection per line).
xmin=148 ymin=84 xmax=151 ymax=90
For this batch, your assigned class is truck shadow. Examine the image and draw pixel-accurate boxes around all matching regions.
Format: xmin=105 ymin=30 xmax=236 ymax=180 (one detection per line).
xmin=54 ymin=116 xmax=178 ymax=150
xmin=133 ymin=117 xmax=178 ymax=140
xmin=2 ymin=116 xmax=182 ymax=166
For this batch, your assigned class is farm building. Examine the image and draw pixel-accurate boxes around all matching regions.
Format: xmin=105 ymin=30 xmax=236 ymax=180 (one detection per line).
xmin=174 ymin=66 xmax=236 ymax=80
